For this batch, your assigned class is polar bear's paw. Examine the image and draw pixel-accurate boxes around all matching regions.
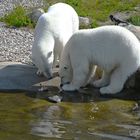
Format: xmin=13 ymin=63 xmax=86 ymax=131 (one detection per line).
xmin=100 ymin=86 xmax=118 ymax=94
xmin=93 ymin=79 xmax=107 ymax=88
xmin=62 ymin=84 xmax=78 ymax=91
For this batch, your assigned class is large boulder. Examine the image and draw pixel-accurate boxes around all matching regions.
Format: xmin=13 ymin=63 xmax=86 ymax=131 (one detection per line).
xmin=28 ymin=8 xmax=45 ymax=24
xmin=0 ymin=62 xmax=46 ymax=92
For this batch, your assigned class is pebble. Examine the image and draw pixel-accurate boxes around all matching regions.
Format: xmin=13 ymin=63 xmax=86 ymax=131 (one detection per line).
xmin=0 ymin=0 xmax=45 ymax=64
xmin=47 ymin=95 xmax=63 ymax=103
xmin=0 ymin=26 xmax=34 ymax=64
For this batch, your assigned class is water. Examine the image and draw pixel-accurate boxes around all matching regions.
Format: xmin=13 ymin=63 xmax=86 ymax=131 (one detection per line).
xmin=0 ymin=92 xmax=140 ymax=140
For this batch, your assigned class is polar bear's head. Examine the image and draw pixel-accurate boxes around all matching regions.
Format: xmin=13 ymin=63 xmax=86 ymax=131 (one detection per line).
xmin=59 ymin=53 xmax=72 ymax=86
xmin=59 ymin=64 xmax=72 ymax=86
xmin=32 ymin=50 xmax=54 ymax=79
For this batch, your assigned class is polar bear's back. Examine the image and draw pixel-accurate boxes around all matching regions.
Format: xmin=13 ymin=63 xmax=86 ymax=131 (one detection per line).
xmin=65 ymin=26 xmax=140 ymax=70
xmin=35 ymin=3 xmax=79 ymax=46
xmin=47 ymin=3 xmax=79 ymax=35
xmin=48 ymin=3 xmax=77 ymax=16
xmin=68 ymin=25 xmax=140 ymax=55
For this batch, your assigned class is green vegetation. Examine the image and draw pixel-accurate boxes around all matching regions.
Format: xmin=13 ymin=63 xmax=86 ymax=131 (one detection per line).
xmin=46 ymin=0 xmax=140 ymax=27
xmin=0 ymin=6 xmax=33 ymax=27
xmin=0 ymin=0 xmax=140 ymax=28
xmin=128 ymin=15 xmax=140 ymax=26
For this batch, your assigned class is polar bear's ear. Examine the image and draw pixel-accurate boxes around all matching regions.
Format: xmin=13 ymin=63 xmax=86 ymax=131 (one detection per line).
xmin=47 ymin=51 xmax=53 ymax=58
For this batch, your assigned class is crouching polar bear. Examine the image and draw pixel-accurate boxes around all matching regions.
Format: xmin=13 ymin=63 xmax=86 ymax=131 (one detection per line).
xmin=32 ymin=3 xmax=79 ymax=79
xmin=59 ymin=25 xmax=140 ymax=94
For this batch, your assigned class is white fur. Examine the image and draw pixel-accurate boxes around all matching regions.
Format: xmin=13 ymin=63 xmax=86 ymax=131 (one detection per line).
xmin=32 ymin=3 xmax=79 ymax=79
xmin=59 ymin=25 xmax=140 ymax=94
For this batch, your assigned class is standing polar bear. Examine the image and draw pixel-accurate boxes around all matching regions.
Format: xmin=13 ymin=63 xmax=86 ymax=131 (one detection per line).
xmin=32 ymin=3 xmax=79 ymax=79
xmin=59 ymin=25 xmax=140 ymax=94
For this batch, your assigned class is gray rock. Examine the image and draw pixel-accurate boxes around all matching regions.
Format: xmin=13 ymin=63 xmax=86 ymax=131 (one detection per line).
xmin=112 ymin=12 xmax=132 ymax=21
xmin=124 ymin=24 xmax=140 ymax=40
xmin=0 ymin=62 xmax=46 ymax=92
xmin=79 ymin=16 xmax=91 ymax=27
xmin=28 ymin=8 xmax=45 ymax=24
xmin=109 ymin=15 xmax=140 ymax=41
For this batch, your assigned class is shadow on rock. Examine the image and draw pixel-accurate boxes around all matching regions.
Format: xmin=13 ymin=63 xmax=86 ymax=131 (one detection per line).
xmin=0 ymin=62 xmax=46 ymax=92
xmin=26 ymin=85 xmax=140 ymax=103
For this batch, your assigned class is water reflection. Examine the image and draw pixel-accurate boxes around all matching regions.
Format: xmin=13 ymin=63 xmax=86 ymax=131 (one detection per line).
xmin=30 ymin=102 xmax=99 ymax=139
xmin=31 ymin=105 xmax=66 ymax=138
xmin=30 ymin=99 xmax=140 ymax=140
xmin=0 ymin=93 xmax=140 ymax=140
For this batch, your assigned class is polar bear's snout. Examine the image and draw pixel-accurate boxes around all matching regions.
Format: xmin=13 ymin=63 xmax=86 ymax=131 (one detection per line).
xmin=43 ymin=66 xmax=53 ymax=80
xmin=60 ymin=76 xmax=70 ymax=86
xmin=59 ymin=66 xmax=72 ymax=87
xmin=60 ymin=80 xmax=70 ymax=88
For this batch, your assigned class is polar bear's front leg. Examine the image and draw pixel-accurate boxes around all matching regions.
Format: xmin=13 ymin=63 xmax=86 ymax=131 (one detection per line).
xmin=53 ymin=53 xmax=59 ymax=68
xmin=62 ymin=68 xmax=89 ymax=91
xmin=62 ymin=84 xmax=78 ymax=91
xmin=86 ymin=65 xmax=97 ymax=86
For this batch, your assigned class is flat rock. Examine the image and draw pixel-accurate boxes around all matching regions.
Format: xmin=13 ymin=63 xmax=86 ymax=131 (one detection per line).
xmin=0 ymin=62 xmax=47 ymax=92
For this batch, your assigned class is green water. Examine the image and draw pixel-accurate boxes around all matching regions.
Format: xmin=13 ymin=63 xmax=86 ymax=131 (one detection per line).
xmin=0 ymin=93 xmax=140 ymax=140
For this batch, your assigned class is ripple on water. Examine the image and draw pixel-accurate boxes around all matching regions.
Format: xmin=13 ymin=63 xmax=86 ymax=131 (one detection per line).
xmin=0 ymin=93 xmax=140 ymax=140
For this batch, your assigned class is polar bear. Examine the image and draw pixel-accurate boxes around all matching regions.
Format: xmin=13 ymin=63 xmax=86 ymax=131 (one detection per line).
xmin=59 ymin=25 xmax=140 ymax=94
xmin=32 ymin=3 xmax=79 ymax=79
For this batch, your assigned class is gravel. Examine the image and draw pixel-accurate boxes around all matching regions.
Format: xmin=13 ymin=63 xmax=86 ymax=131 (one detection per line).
xmin=0 ymin=0 xmax=45 ymax=17
xmin=0 ymin=0 xmax=46 ymax=64
xmin=0 ymin=23 xmax=34 ymax=64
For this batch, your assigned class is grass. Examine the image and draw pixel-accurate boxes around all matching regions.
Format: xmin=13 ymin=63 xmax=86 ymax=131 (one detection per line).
xmin=46 ymin=0 xmax=140 ymax=27
xmin=128 ymin=15 xmax=140 ymax=26
xmin=0 ymin=0 xmax=140 ymax=28
xmin=0 ymin=6 xmax=33 ymax=28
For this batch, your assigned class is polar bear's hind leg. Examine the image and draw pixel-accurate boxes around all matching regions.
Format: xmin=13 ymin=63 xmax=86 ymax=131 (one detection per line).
xmin=93 ymin=71 xmax=110 ymax=88
xmin=100 ymin=65 xmax=131 ymax=94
